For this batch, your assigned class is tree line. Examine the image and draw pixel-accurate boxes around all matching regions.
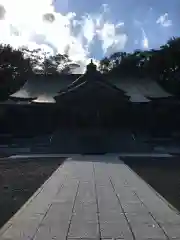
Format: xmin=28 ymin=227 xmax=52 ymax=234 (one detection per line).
xmin=0 ymin=37 xmax=180 ymax=101
xmin=0 ymin=45 xmax=79 ymax=100
xmin=99 ymin=37 xmax=180 ymax=95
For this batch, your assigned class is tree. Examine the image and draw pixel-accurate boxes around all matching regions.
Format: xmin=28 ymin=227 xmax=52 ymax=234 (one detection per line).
xmin=98 ymin=36 xmax=180 ymax=95
xmin=41 ymin=53 xmax=74 ymax=75
xmin=0 ymin=44 xmax=32 ymax=101
xmin=98 ymin=57 xmax=111 ymax=73
xmin=20 ymin=47 xmax=43 ymax=72
xmin=42 ymin=56 xmax=57 ymax=75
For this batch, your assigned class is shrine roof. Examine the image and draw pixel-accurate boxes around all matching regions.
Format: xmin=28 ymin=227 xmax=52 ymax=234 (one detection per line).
xmin=10 ymin=74 xmax=173 ymax=103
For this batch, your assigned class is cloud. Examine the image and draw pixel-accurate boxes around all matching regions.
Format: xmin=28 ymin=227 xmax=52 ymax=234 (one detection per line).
xmin=156 ymin=13 xmax=172 ymax=27
xmin=141 ymin=28 xmax=149 ymax=49
xmin=0 ymin=0 xmax=127 ymax=73
xmin=0 ymin=4 xmax=5 ymax=19
xmin=82 ymin=15 xmax=96 ymax=44
xmin=134 ymin=20 xmax=149 ymax=49
xmin=97 ymin=22 xmax=127 ymax=55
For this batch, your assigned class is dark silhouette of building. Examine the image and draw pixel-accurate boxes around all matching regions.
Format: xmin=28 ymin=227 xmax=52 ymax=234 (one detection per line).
xmin=0 ymin=61 xmax=179 ymax=137
xmin=54 ymin=60 xmax=130 ymax=127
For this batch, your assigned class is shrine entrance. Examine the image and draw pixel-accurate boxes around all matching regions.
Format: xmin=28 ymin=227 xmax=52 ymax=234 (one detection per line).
xmin=52 ymin=60 xmax=131 ymax=153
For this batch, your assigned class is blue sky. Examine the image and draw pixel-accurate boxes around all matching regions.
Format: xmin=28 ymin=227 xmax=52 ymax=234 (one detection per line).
xmin=0 ymin=0 xmax=178 ymax=70
xmin=54 ymin=0 xmax=179 ymax=55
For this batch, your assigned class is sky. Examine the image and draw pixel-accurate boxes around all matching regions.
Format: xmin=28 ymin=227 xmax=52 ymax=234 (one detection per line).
xmin=0 ymin=0 xmax=179 ymax=72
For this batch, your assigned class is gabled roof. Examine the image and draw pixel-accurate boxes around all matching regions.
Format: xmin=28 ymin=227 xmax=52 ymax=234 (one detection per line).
xmin=54 ymin=77 xmax=130 ymax=105
xmin=10 ymin=73 xmax=174 ymax=103
xmin=57 ymin=70 xmax=127 ymax=96
xmin=57 ymin=79 xmax=125 ymax=97
xmin=58 ymin=75 xmax=85 ymax=93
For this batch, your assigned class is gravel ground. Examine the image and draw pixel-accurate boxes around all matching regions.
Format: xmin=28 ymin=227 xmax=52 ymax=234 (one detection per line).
xmin=0 ymin=157 xmax=65 ymax=228
xmin=122 ymin=157 xmax=180 ymax=212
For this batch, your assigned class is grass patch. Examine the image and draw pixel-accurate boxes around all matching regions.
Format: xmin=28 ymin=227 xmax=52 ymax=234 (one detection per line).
xmin=0 ymin=157 xmax=65 ymax=228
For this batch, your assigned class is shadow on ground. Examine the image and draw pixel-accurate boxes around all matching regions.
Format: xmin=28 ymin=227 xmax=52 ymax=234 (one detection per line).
xmin=122 ymin=156 xmax=180 ymax=212
xmin=0 ymin=157 xmax=64 ymax=228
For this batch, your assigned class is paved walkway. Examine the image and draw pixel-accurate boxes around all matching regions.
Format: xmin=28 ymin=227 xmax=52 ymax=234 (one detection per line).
xmin=1 ymin=155 xmax=180 ymax=240
xmin=8 ymin=153 xmax=172 ymax=159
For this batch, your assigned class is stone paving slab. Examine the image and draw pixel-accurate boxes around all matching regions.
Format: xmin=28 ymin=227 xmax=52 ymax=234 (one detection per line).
xmin=1 ymin=155 xmax=180 ymax=240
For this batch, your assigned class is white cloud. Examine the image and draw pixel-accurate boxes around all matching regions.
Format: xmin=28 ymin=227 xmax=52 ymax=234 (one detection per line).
xmin=116 ymin=22 xmax=124 ymax=28
xmin=97 ymin=22 xmax=127 ymax=55
xmin=82 ymin=15 xmax=95 ymax=44
xmin=142 ymin=37 xmax=149 ymax=49
xmin=141 ymin=28 xmax=149 ymax=49
xmin=156 ymin=13 xmax=172 ymax=27
xmin=0 ymin=0 xmax=127 ymax=73
xmin=134 ymin=20 xmax=149 ymax=49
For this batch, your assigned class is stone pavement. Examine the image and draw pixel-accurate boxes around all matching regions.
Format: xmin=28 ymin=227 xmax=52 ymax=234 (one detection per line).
xmin=0 ymin=155 xmax=180 ymax=240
